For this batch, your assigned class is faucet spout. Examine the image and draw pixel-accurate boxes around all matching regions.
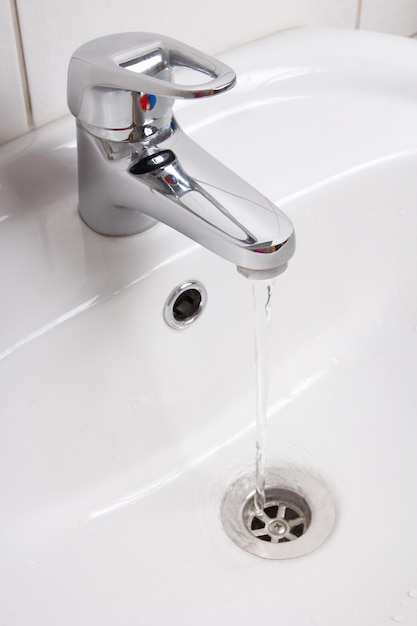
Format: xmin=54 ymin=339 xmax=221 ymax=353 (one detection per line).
xmin=132 ymin=127 xmax=295 ymax=278
xmin=76 ymin=121 xmax=295 ymax=278
xmin=68 ymin=33 xmax=295 ymax=278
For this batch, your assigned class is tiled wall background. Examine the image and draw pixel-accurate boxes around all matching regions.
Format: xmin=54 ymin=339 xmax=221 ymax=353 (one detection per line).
xmin=2 ymin=0 xmax=417 ymax=145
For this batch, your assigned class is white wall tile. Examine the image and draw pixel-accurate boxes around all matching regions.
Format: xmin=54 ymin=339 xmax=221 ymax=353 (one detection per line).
xmin=0 ymin=0 xmax=28 ymax=144
xmin=359 ymin=0 xmax=417 ymax=36
xmin=16 ymin=0 xmax=357 ymax=129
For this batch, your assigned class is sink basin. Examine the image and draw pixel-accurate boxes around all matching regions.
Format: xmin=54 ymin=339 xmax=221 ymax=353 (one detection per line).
xmin=1 ymin=28 xmax=417 ymax=625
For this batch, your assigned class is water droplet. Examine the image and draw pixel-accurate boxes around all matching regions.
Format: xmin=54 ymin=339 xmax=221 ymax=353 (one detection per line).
xmin=83 ymin=428 xmax=89 ymax=436
xmin=112 ymin=453 xmax=119 ymax=461
xmin=391 ymin=616 xmax=405 ymax=623
xmin=408 ymin=589 xmax=417 ymax=599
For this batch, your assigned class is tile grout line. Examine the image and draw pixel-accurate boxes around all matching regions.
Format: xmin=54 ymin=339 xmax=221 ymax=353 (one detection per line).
xmin=9 ymin=0 xmax=34 ymax=130
xmin=355 ymin=0 xmax=363 ymax=29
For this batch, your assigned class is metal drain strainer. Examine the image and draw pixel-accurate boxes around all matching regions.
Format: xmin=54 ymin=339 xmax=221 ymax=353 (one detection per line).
xmin=244 ymin=488 xmax=310 ymax=543
xmin=221 ymin=468 xmax=335 ymax=560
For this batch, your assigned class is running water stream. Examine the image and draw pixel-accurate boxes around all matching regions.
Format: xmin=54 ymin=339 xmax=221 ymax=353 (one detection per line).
xmin=252 ymin=278 xmax=275 ymax=515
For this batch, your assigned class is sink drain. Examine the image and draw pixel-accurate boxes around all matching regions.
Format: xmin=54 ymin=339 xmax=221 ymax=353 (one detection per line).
xmin=245 ymin=487 xmax=310 ymax=543
xmin=221 ymin=468 xmax=335 ymax=560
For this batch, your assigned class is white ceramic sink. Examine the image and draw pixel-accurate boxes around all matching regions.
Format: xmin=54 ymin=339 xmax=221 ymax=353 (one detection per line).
xmin=1 ymin=28 xmax=417 ymax=625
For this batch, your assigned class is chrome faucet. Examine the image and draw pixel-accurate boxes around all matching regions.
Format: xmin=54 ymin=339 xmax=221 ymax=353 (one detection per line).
xmin=67 ymin=33 xmax=295 ymax=278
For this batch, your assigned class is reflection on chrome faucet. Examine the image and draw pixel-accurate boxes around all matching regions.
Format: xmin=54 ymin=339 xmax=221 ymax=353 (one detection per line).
xmin=68 ymin=32 xmax=295 ymax=278
xmin=129 ymin=145 xmax=259 ymax=247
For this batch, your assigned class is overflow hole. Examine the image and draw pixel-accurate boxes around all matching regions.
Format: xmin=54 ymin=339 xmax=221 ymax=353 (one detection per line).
xmin=173 ymin=288 xmax=202 ymax=322
xmin=164 ymin=280 xmax=207 ymax=329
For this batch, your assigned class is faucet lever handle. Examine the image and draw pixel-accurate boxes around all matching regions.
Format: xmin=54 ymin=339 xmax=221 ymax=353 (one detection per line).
xmin=68 ymin=32 xmax=236 ymax=118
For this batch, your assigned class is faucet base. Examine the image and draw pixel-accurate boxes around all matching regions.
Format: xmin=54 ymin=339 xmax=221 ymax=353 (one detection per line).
xmin=76 ymin=124 xmax=158 ymax=236
xmin=78 ymin=205 xmax=157 ymax=238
